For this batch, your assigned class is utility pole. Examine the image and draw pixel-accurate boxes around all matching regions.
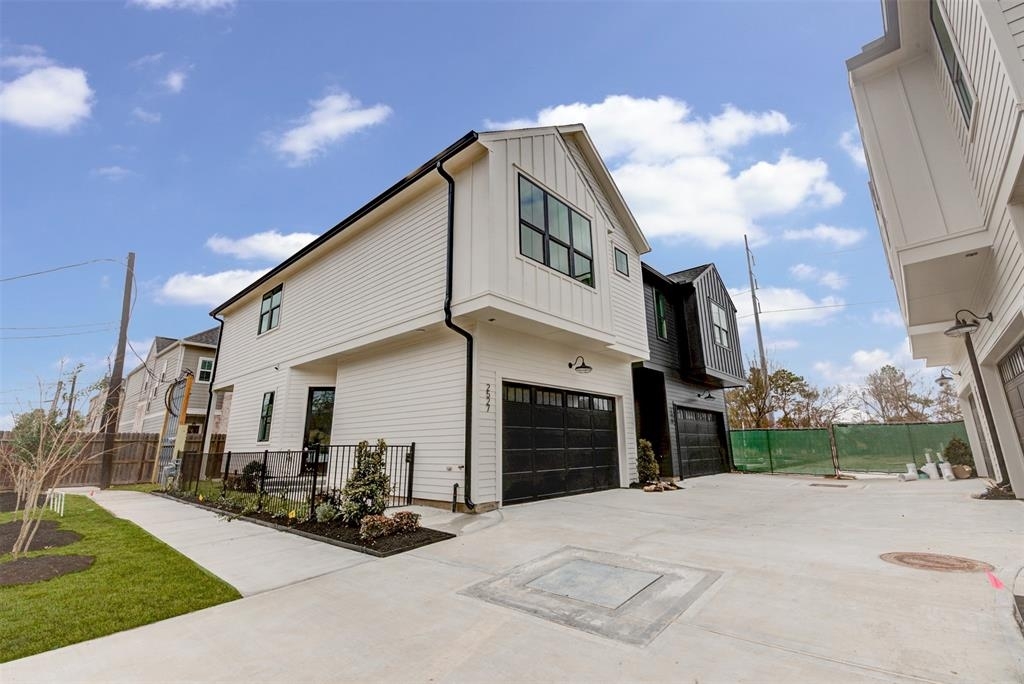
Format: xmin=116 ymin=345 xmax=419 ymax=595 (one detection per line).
xmin=65 ymin=373 xmax=77 ymax=423
xmin=99 ymin=252 xmax=134 ymax=489
xmin=744 ymin=234 xmax=767 ymax=377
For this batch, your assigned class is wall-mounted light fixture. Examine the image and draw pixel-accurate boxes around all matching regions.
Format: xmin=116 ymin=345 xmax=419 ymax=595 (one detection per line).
xmin=568 ymin=355 xmax=592 ymax=374
xmin=696 ymin=390 xmax=715 ymax=401
xmin=934 ymin=368 xmax=960 ymax=387
xmin=943 ymin=309 xmax=1008 ymax=485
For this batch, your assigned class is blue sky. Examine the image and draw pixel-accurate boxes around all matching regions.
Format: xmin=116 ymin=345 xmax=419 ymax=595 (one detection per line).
xmin=0 ymin=0 xmax=916 ymax=427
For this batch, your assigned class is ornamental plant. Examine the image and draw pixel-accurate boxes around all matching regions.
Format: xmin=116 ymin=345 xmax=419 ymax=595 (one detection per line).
xmin=943 ymin=437 xmax=973 ymax=468
xmin=392 ymin=511 xmax=421 ymax=534
xmin=636 ymin=438 xmax=659 ymax=484
xmin=339 ymin=439 xmax=391 ymax=525
xmin=359 ymin=514 xmax=397 ymax=541
xmin=315 ymin=502 xmax=339 ymax=523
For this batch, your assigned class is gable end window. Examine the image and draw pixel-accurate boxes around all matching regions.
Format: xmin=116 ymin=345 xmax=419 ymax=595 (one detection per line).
xmin=518 ymin=175 xmax=594 ymax=287
xmin=930 ymin=0 xmax=973 ymax=125
xmin=655 ymin=291 xmax=669 ymax=340
xmin=257 ymin=391 xmax=275 ymax=442
xmin=258 ymin=285 xmax=283 ymax=334
xmin=710 ymin=300 xmax=730 ymax=349
xmin=614 ymin=247 xmax=629 ymax=276
xmin=197 ymin=357 xmax=214 ymax=383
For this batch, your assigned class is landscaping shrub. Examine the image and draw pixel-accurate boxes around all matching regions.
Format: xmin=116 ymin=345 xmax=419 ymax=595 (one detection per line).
xmin=315 ymin=502 xmax=339 ymax=523
xmin=636 ymin=438 xmax=659 ymax=484
xmin=943 ymin=437 xmax=973 ymax=467
xmin=359 ymin=514 xmax=396 ymax=541
xmin=239 ymin=460 xmax=265 ymax=492
xmin=340 ymin=439 xmax=391 ymax=525
xmin=392 ymin=511 xmax=421 ymax=533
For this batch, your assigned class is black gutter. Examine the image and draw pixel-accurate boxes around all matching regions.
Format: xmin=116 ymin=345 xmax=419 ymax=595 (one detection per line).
xmin=436 ymin=155 xmax=477 ymax=511
xmin=210 ymin=130 xmax=480 ymax=317
xmin=198 ymin=313 xmax=225 ymax=459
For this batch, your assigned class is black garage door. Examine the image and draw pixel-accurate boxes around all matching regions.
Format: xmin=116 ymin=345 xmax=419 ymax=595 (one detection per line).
xmin=503 ymin=383 xmax=619 ymax=504
xmin=1000 ymin=343 xmax=1024 ymax=476
xmin=674 ymin=406 xmax=728 ymax=478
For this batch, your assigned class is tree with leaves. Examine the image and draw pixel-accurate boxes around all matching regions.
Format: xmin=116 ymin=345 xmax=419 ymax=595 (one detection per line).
xmin=861 ymin=364 xmax=933 ymax=423
xmin=931 ymin=381 xmax=963 ymax=422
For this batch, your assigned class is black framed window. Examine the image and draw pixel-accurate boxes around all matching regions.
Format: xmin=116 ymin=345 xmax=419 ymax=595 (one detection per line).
xmin=504 ymin=385 xmax=530 ymax=403
xmin=930 ymin=0 xmax=973 ymax=125
xmin=710 ymin=300 xmax=730 ymax=348
xmin=614 ymin=247 xmax=629 ymax=276
xmin=655 ymin=291 xmax=668 ymax=340
xmin=258 ymin=285 xmax=283 ymax=334
xmin=197 ymin=357 xmax=214 ymax=383
xmin=257 ymin=391 xmax=275 ymax=442
xmin=592 ymin=397 xmax=613 ymax=412
xmin=535 ymin=389 xmax=563 ymax=406
xmin=518 ymin=175 xmax=594 ymax=287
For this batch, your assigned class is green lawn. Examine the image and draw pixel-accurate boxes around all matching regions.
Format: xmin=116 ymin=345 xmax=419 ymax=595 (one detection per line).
xmin=109 ymin=483 xmax=164 ymax=493
xmin=0 ymin=494 xmax=240 ymax=663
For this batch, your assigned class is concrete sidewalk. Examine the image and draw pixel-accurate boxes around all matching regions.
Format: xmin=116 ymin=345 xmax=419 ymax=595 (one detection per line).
xmin=6 ymin=476 xmax=1023 ymax=683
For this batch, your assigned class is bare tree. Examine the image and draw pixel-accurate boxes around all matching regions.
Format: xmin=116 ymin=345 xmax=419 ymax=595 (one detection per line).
xmin=860 ymin=364 xmax=933 ymax=423
xmin=931 ymin=381 xmax=963 ymax=422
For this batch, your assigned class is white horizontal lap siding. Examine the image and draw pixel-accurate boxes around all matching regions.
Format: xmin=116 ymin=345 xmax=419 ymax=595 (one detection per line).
xmin=475 ymin=324 xmax=639 ymax=500
xmin=222 ymin=370 xmax=285 ymax=454
xmin=486 ymin=133 xmax=613 ymax=334
xmin=974 ymin=206 xmax=1024 ymax=359
xmin=180 ymin=346 xmax=213 ymax=415
xmin=332 ymin=330 xmax=466 ymax=503
xmin=117 ymin=367 xmax=146 ymax=431
xmin=214 ymin=184 xmax=449 ymax=387
xmin=1000 ymin=0 xmax=1024 ymax=57
xmin=279 ymin=365 xmax=336 ymax=450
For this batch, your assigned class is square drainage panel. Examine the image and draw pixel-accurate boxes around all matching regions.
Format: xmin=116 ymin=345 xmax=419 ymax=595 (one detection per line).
xmin=461 ymin=547 xmax=720 ymax=646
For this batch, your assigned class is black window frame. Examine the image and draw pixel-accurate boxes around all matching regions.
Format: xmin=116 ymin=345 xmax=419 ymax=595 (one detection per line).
xmin=709 ymin=299 xmax=730 ymax=349
xmin=613 ymin=247 xmax=629 ymax=276
xmin=655 ymin=290 xmax=669 ymax=340
xmin=257 ymin=391 xmax=275 ymax=442
xmin=930 ymin=0 xmax=973 ymax=126
xmin=258 ymin=285 xmax=283 ymax=335
xmin=518 ymin=174 xmax=595 ymax=288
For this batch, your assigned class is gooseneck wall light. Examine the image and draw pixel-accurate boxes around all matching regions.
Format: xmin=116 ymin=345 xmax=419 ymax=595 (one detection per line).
xmin=943 ymin=309 xmax=1008 ymax=485
xmin=568 ymin=356 xmax=592 ymax=374
xmin=934 ymin=368 xmax=960 ymax=387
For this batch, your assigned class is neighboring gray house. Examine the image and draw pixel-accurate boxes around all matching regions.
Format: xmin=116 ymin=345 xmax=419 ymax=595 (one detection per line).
xmin=633 ymin=263 xmax=745 ymax=479
xmin=117 ymin=327 xmax=220 ymax=436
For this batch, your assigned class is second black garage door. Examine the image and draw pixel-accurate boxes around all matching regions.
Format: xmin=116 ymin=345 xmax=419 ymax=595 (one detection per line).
xmin=503 ymin=383 xmax=619 ymax=504
xmin=674 ymin=406 xmax=728 ymax=478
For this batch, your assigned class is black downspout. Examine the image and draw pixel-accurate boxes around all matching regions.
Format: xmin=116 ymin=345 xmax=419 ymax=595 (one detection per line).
xmin=198 ymin=313 xmax=226 ymax=461
xmin=436 ymin=159 xmax=476 ymax=511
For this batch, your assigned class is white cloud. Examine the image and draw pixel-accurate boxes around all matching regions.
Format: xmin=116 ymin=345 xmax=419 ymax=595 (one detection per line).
xmin=782 ymin=224 xmax=865 ymax=248
xmin=162 ymin=69 xmax=187 ymax=93
xmin=0 ymin=65 xmax=94 ymax=133
xmin=839 ymin=127 xmax=867 ymax=169
xmin=814 ymin=338 xmax=925 ymax=385
xmin=0 ymin=44 xmax=53 ymax=72
xmin=92 ymin=166 xmax=132 ymax=180
xmin=488 ymin=95 xmax=843 ymax=248
xmin=206 ymin=230 xmax=318 ymax=261
xmin=158 ymin=269 xmax=270 ymax=306
xmin=789 ymin=263 xmax=847 ymax=290
xmin=730 ymin=285 xmax=845 ymax=330
xmin=131 ymin=106 xmax=161 ymax=124
xmin=129 ymin=52 xmax=164 ymax=69
xmin=129 ymin=0 xmax=235 ymax=11
xmin=273 ymin=92 xmax=392 ymax=166
xmin=872 ymin=308 xmax=904 ymax=327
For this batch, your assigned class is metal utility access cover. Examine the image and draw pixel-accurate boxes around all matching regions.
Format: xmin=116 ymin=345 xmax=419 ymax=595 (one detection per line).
xmin=880 ymin=552 xmax=995 ymax=573
xmin=526 ymin=559 xmax=662 ymax=609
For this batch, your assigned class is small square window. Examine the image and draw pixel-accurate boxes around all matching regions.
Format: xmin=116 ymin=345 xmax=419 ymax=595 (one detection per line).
xmin=614 ymin=248 xmax=629 ymax=276
xmin=197 ymin=357 xmax=214 ymax=383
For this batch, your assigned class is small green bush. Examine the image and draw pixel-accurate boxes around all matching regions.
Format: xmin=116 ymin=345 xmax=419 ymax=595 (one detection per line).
xmin=340 ymin=439 xmax=391 ymax=525
xmin=943 ymin=437 xmax=973 ymax=467
xmin=239 ymin=460 xmax=265 ymax=492
xmin=636 ymin=438 xmax=659 ymax=484
xmin=315 ymin=502 xmax=339 ymax=523
xmin=359 ymin=514 xmax=396 ymax=541
xmin=392 ymin=511 xmax=420 ymax=534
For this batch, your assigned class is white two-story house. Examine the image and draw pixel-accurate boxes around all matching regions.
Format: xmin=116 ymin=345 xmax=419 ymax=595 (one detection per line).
xmin=208 ymin=125 xmax=651 ymax=510
xmin=848 ymin=0 xmax=1024 ymax=496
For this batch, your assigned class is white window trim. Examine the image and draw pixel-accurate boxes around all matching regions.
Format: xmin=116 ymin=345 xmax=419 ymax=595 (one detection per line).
xmin=197 ymin=357 xmax=214 ymax=383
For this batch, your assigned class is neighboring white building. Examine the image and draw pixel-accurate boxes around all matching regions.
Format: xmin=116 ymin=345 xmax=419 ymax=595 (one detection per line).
xmin=118 ymin=327 xmax=220 ymax=436
xmin=209 ymin=125 xmax=651 ymax=509
xmin=848 ymin=0 xmax=1024 ymax=496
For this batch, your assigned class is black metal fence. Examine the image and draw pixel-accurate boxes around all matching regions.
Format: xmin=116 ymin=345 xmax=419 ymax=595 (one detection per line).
xmin=171 ymin=443 xmax=415 ymax=519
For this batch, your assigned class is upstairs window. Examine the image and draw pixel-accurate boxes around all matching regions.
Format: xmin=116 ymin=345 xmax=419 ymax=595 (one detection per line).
xmin=257 ymin=391 xmax=275 ymax=442
xmin=710 ymin=300 xmax=730 ymax=348
xmin=655 ymin=291 xmax=669 ymax=340
xmin=197 ymin=357 xmax=214 ymax=383
xmin=518 ymin=175 xmax=594 ymax=287
xmin=258 ymin=285 xmax=283 ymax=334
xmin=614 ymin=247 xmax=629 ymax=276
xmin=930 ymin=0 xmax=973 ymax=125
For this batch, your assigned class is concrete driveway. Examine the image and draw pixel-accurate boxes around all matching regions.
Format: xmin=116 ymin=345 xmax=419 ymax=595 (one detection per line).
xmin=4 ymin=475 xmax=1023 ymax=683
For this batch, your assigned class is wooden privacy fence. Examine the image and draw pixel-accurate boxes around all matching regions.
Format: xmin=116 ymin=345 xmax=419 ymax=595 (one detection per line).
xmin=0 ymin=432 xmax=160 ymax=489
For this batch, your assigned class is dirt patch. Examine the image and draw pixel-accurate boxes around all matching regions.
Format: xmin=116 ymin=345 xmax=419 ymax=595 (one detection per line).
xmin=0 ymin=520 xmax=82 ymax=553
xmin=294 ymin=518 xmax=453 ymax=554
xmin=0 ymin=555 xmax=95 ymax=586
xmin=0 ymin=492 xmax=47 ymax=514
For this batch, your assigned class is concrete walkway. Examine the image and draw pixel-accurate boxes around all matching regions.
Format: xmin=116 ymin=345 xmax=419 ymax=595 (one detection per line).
xmin=5 ymin=476 xmax=1023 ymax=683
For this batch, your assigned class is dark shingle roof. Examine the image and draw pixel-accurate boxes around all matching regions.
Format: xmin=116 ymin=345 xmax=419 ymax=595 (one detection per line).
xmin=667 ymin=263 xmax=712 ymax=285
xmin=182 ymin=326 xmax=220 ymax=347
xmin=153 ymin=337 xmax=177 ymax=354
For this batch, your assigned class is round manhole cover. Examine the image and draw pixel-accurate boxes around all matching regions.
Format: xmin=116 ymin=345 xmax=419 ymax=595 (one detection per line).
xmin=880 ymin=552 xmax=994 ymax=573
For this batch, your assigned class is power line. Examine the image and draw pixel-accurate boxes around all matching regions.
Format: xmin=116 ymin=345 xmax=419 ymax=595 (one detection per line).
xmin=0 ymin=321 xmax=119 ymax=331
xmin=0 ymin=258 xmax=120 ymax=283
xmin=738 ymin=299 xmax=890 ymax=318
xmin=0 ymin=327 xmax=116 ymax=341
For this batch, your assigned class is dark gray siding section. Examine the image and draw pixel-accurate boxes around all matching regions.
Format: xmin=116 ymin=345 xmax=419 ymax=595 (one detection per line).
xmin=689 ymin=268 xmax=744 ymax=383
xmin=644 ymin=282 xmax=681 ymax=369
xmin=663 ymin=369 xmax=726 ymax=476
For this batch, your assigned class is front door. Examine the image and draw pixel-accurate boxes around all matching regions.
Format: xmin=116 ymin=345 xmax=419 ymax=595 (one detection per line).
xmin=303 ymin=387 xmax=335 ymax=473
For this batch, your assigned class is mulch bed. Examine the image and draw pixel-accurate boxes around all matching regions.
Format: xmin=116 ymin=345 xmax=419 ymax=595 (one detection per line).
xmin=0 ymin=492 xmax=47 ymax=514
xmin=0 ymin=555 xmax=95 ymax=586
xmin=0 ymin=520 xmax=82 ymax=553
xmin=973 ymin=484 xmax=1017 ymax=500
